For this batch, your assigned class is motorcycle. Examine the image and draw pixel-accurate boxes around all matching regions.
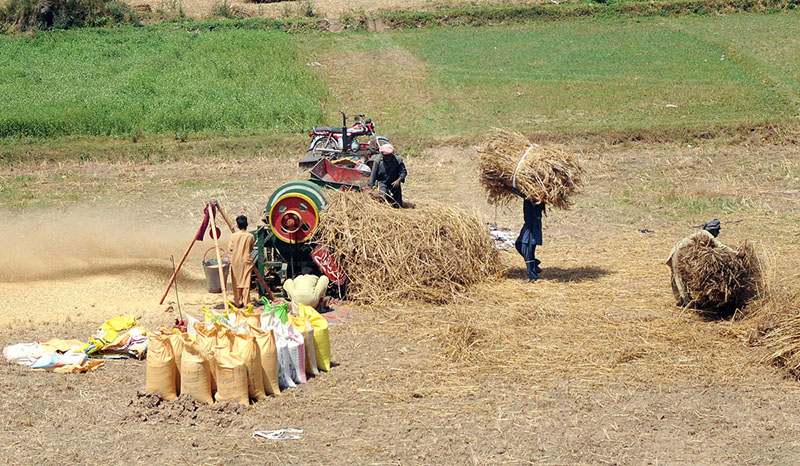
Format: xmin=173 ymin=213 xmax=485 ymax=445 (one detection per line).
xmin=308 ymin=110 xmax=390 ymax=158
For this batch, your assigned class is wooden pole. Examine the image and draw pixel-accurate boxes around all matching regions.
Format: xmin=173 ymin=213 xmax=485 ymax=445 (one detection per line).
xmin=209 ymin=209 xmax=229 ymax=306
xmin=214 ymin=201 xmax=235 ymax=233
xmin=248 ymin=264 xmax=276 ymax=302
xmin=159 ymin=237 xmax=197 ymax=305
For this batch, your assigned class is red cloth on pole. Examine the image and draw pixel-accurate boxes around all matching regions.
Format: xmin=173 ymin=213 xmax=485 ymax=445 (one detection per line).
xmin=195 ymin=202 xmax=218 ymax=241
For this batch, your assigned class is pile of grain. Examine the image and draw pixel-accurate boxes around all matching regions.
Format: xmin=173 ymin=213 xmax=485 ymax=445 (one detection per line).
xmin=677 ymin=235 xmax=763 ymax=316
xmin=313 ymin=190 xmax=499 ymax=304
xmin=477 ymin=128 xmax=584 ymax=209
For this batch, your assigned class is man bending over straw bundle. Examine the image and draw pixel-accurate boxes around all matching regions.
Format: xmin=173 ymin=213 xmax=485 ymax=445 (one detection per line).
xmin=666 ymin=219 xmax=738 ymax=306
xmin=369 ymin=143 xmax=407 ymax=208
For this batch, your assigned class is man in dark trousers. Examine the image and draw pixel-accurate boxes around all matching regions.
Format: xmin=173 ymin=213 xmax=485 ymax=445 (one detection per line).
xmin=369 ymin=143 xmax=407 ymax=208
xmin=515 ymin=197 xmax=545 ymax=282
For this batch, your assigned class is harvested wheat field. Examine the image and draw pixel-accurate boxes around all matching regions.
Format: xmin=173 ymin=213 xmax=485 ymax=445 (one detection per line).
xmin=125 ymin=0 xmax=552 ymax=22
xmin=1 ymin=139 xmax=800 ymax=465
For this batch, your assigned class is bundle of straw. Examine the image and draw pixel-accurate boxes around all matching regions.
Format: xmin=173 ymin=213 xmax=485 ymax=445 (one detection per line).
xmin=754 ymin=290 xmax=800 ymax=376
xmin=313 ymin=190 xmax=500 ymax=305
xmin=477 ymin=129 xmax=584 ymax=209
xmin=676 ymin=235 xmax=763 ymax=316
xmin=733 ymin=271 xmax=800 ymax=377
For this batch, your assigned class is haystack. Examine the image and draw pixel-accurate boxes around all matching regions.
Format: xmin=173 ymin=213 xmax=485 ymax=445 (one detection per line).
xmin=676 ymin=235 xmax=763 ymax=316
xmin=738 ymin=279 xmax=800 ymax=377
xmin=477 ymin=129 xmax=584 ymax=209
xmin=313 ymin=190 xmax=500 ymax=305
xmin=718 ymin=258 xmax=800 ymax=380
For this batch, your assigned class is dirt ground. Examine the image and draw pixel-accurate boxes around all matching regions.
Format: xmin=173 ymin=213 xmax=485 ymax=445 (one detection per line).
xmin=1 ymin=140 xmax=799 ymax=465
xmin=130 ymin=0 xmax=551 ymax=22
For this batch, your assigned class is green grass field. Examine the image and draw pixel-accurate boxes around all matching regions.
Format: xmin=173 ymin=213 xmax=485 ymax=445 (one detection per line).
xmin=305 ymin=11 xmax=800 ymax=138
xmin=0 ymin=27 xmax=326 ymax=139
xmin=0 ymin=10 xmax=798 ymax=141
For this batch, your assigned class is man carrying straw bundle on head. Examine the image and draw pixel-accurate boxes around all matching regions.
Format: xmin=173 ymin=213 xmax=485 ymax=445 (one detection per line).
xmin=513 ymin=190 xmax=544 ymax=282
xmin=477 ymin=129 xmax=584 ymax=283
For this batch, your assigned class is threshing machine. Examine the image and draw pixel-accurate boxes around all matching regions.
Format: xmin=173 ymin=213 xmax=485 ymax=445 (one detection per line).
xmin=252 ymin=158 xmax=370 ymax=298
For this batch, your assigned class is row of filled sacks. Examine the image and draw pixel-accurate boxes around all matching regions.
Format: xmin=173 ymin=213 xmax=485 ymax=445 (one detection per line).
xmin=146 ymin=303 xmax=330 ymax=405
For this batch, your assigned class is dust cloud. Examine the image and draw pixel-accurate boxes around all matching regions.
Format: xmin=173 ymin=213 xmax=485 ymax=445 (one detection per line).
xmin=0 ymin=206 xmax=206 ymax=282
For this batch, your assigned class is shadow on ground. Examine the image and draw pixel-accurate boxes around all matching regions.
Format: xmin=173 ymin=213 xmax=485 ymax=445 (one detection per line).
xmin=504 ymin=266 xmax=613 ymax=283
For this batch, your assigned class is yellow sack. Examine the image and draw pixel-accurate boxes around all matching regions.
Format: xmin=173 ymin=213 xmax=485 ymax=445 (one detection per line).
xmin=214 ymin=351 xmax=250 ymax=406
xmin=82 ymin=337 xmax=105 ymax=354
xmin=146 ymin=333 xmax=177 ymax=400
xmin=98 ymin=315 xmax=137 ymax=344
xmin=181 ymin=341 xmax=214 ymax=404
xmin=294 ymin=304 xmax=331 ymax=372
xmin=227 ymin=302 xmax=255 ymax=314
xmin=250 ymin=325 xmax=281 ymax=396
xmin=233 ymin=333 xmax=267 ymax=401
xmin=203 ymin=305 xmax=232 ymax=324
xmin=194 ymin=323 xmax=219 ymax=393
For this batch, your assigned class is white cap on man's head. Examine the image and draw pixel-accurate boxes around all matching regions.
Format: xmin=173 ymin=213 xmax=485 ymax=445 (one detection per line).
xmin=379 ymin=144 xmax=395 ymax=155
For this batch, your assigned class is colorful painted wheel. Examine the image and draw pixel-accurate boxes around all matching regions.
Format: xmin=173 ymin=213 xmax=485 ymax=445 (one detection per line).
xmin=265 ymin=180 xmax=326 ymax=217
xmin=268 ymin=192 xmax=320 ymax=244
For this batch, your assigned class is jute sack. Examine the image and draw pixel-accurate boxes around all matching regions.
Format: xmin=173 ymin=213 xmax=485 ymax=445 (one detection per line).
xmin=194 ymin=323 xmax=219 ymax=394
xmin=249 ymin=325 xmax=281 ymax=396
xmin=146 ymin=332 xmax=178 ymax=400
xmin=168 ymin=332 xmax=191 ymax=395
xmin=232 ymin=333 xmax=267 ymax=401
xmin=180 ymin=340 xmax=214 ymax=404
xmin=213 ymin=348 xmax=250 ymax=406
xmin=214 ymin=323 xmax=235 ymax=351
xmin=236 ymin=309 xmax=261 ymax=330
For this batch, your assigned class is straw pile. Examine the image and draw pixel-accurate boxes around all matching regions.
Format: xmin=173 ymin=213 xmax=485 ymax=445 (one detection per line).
xmin=757 ymin=291 xmax=800 ymax=375
xmin=477 ymin=129 xmax=584 ymax=209
xmin=737 ymin=274 xmax=800 ymax=377
xmin=676 ymin=235 xmax=763 ymax=316
xmin=313 ymin=190 xmax=500 ymax=305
